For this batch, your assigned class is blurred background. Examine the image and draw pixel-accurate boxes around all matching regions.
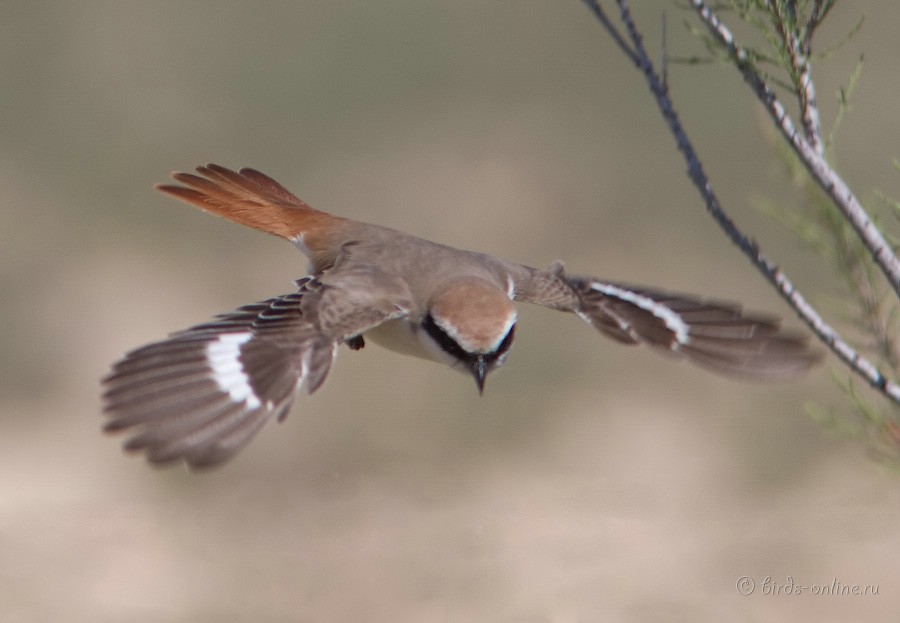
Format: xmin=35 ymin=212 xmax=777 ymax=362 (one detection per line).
xmin=2 ymin=2 xmax=899 ymax=621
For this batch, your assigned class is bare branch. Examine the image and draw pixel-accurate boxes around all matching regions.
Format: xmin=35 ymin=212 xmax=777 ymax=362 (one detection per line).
xmin=584 ymin=0 xmax=900 ymax=404
xmin=691 ymin=0 xmax=900 ymax=301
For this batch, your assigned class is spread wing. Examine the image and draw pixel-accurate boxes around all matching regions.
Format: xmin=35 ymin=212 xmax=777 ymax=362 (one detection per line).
xmin=568 ymin=277 xmax=820 ymax=381
xmin=514 ymin=264 xmax=820 ymax=381
xmin=102 ymin=271 xmax=413 ymax=469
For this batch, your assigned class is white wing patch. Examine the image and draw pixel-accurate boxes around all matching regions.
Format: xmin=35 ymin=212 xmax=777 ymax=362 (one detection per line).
xmin=590 ymin=283 xmax=691 ymax=346
xmin=205 ymin=332 xmax=263 ymax=409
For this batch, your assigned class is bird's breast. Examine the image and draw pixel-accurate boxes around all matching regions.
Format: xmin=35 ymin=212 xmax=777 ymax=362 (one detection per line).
xmin=364 ymin=318 xmax=457 ymax=367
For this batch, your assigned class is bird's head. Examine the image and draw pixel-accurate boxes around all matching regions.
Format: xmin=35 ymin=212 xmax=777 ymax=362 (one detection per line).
xmin=422 ymin=278 xmax=517 ymax=393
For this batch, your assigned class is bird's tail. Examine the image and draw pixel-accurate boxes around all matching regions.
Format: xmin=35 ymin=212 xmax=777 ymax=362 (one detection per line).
xmin=156 ymin=163 xmax=341 ymax=241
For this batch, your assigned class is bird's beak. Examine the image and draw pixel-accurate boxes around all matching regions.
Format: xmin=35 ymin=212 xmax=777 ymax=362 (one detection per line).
xmin=471 ymin=355 xmax=487 ymax=395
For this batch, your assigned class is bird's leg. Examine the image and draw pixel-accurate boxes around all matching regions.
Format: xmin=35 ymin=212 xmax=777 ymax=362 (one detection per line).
xmin=345 ymin=335 xmax=365 ymax=350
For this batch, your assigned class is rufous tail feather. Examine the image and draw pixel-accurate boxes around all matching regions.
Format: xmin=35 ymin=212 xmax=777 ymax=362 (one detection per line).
xmin=156 ymin=164 xmax=340 ymax=240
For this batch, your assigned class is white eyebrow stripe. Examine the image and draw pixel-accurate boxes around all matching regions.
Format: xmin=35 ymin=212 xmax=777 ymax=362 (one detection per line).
xmin=590 ymin=283 xmax=691 ymax=345
xmin=205 ymin=332 xmax=262 ymax=409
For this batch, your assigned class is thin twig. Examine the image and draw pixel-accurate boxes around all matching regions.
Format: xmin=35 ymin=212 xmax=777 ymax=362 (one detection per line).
xmin=591 ymin=0 xmax=900 ymax=404
xmin=803 ymin=0 xmax=823 ymax=53
xmin=772 ymin=2 xmax=824 ymax=155
xmin=691 ymin=0 xmax=900 ymax=301
xmin=581 ymin=0 xmax=640 ymax=65
xmin=803 ymin=0 xmax=836 ymax=54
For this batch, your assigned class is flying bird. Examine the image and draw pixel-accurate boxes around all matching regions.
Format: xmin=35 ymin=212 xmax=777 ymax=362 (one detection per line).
xmin=102 ymin=164 xmax=820 ymax=468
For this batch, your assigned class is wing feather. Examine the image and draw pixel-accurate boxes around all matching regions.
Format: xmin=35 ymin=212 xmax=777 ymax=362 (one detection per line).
xmin=103 ymin=270 xmax=413 ymax=468
xmin=103 ymin=290 xmax=328 ymax=468
xmin=569 ymin=278 xmax=821 ymax=381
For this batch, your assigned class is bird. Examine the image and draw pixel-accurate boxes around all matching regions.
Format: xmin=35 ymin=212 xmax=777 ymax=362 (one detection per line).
xmin=102 ymin=164 xmax=821 ymax=469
